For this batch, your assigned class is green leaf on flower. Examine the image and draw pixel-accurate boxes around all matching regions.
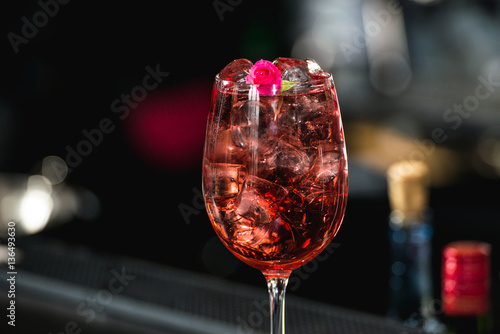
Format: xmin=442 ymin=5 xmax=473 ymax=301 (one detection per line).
xmin=280 ymin=80 xmax=297 ymax=92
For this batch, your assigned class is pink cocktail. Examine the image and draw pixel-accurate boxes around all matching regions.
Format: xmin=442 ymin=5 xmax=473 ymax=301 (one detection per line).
xmin=202 ymin=57 xmax=348 ymax=334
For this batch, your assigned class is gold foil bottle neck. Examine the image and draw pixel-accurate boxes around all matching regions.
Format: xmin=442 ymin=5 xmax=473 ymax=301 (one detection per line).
xmin=387 ymin=160 xmax=430 ymax=225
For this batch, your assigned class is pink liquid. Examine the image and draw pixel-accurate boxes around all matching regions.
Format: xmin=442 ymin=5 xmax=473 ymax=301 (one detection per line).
xmin=203 ymin=85 xmax=347 ymax=276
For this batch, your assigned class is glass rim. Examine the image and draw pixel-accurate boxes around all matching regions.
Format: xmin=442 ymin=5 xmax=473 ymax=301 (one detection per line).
xmin=214 ymin=72 xmax=334 ymax=95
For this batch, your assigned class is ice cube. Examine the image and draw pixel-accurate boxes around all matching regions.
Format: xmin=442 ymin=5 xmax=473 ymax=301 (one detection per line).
xmin=298 ymin=113 xmax=336 ymax=147
xmin=276 ymin=92 xmax=334 ymax=147
xmin=274 ymin=140 xmax=311 ymax=185
xmin=282 ymin=66 xmax=311 ymax=83
xmin=305 ymin=58 xmax=330 ymax=80
xmin=235 ymin=185 xmax=273 ymax=224
xmin=208 ymin=129 xmax=247 ymax=164
xmin=258 ymin=217 xmax=295 ymax=256
xmin=206 ymin=199 xmax=240 ymax=227
xmin=228 ymin=216 xmax=295 ymax=257
xmin=304 ymin=190 xmax=338 ymax=225
xmin=254 ymin=139 xmax=311 ymax=185
xmin=219 ymin=58 xmax=253 ymax=82
xmin=254 ymin=147 xmax=277 ymax=180
xmin=207 ymin=163 xmax=245 ymax=204
xmin=273 ymin=57 xmax=330 ymax=83
xmin=307 ymin=149 xmax=341 ymax=189
xmin=273 ymin=57 xmax=307 ymax=73
xmin=235 ymin=175 xmax=288 ymax=225
xmin=230 ymin=99 xmax=276 ymax=150
xmin=278 ymin=189 xmax=307 ymax=227
xmin=273 ymin=57 xmax=311 ymax=83
xmin=276 ymin=95 xmax=311 ymax=131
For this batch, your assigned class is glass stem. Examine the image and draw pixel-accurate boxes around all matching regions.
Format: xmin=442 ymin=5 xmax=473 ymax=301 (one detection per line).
xmin=266 ymin=276 xmax=289 ymax=334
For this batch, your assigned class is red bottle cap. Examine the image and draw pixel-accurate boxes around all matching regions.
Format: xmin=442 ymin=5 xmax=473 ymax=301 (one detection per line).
xmin=442 ymin=241 xmax=491 ymax=316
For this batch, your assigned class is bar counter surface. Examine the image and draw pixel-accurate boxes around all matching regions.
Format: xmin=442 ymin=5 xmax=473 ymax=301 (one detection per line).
xmin=1 ymin=235 xmax=421 ymax=334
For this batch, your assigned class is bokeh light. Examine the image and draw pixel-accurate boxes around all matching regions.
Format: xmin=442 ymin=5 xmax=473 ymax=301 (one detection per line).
xmin=124 ymin=80 xmax=212 ymax=171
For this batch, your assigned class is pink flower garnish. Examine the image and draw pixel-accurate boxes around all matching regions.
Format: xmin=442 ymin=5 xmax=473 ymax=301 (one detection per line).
xmin=245 ymin=59 xmax=282 ymax=95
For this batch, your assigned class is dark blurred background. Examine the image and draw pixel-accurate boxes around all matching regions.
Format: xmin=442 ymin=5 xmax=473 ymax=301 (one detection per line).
xmin=0 ymin=0 xmax=499 ymax=332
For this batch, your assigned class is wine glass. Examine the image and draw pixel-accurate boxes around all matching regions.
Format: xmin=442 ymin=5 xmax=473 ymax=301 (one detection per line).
xmin=202 ymin=58 xmax=348 ymax=334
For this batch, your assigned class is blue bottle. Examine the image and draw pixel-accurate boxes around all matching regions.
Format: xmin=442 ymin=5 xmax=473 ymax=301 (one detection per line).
xmin=386 ymin=161 xmax=444 ymax=333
